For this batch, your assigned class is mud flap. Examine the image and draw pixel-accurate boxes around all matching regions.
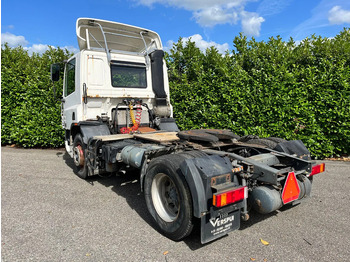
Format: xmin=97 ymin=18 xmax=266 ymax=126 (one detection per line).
xmin=201 ymin=209 xmax=241 ymax=244
xmin=79 ymin=122 xmax=111 ymax=144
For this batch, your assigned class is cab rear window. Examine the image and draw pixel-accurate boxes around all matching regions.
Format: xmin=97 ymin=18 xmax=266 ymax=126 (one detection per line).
xmin=111 ymin=61 xmax=147 ymax=88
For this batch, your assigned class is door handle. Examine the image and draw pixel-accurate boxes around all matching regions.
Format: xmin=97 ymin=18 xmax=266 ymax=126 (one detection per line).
xmin=83 ymin=83 xmax=87 ymax=104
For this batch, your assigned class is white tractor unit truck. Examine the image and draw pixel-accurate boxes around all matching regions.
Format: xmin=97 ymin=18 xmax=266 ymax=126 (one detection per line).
xmin=51 ymin=18 xmax=325 ymax=243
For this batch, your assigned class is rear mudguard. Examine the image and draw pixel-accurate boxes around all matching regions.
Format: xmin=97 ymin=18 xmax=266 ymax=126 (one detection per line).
xmin=274 ymin=140 xmax=311 ymax=160
xmin=79 ymin=121 xmax=111 ymax=144
xmin=180 ymin=155 xmax=245 ymax=244
xmin=180 ymin=155 xmax=235 ymax=218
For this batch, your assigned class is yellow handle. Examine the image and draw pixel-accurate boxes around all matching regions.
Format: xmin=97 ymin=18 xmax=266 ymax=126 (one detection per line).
xmin=129 ymin=102 xmax=136 ymax=126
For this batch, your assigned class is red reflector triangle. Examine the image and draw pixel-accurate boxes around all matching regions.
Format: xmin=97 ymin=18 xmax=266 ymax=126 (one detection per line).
xmin=282 ymin=172 xmax=300 ymax=204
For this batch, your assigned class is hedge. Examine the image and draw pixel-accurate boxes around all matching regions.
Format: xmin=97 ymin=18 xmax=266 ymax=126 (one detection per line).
xmin=1 ymin=29 xmax=349 ymax=158
xmin=166 ymin=29 xmax=350 ymax=158
xmin=1 ymin=44 xmax=71 ymax=147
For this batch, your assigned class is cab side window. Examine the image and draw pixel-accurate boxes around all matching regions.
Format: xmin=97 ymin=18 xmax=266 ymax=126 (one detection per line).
xmin=64 ymin=59 xmax=76 ymax=97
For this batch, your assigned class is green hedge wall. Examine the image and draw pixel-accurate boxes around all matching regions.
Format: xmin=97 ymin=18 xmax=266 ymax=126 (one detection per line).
xmin=166 ymin=29 xmax=350 ymax=158
xmin=1 ymin=29 xmax=349 ymax=158
xmin=1 ymin=44 xmax=71 ymax=147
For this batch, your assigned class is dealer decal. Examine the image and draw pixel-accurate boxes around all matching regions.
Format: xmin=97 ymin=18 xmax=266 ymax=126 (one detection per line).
xmin=210 ymin=215 xmax=235 ymax=227
xmin=201 ymin=210 xmax=240 ymax=244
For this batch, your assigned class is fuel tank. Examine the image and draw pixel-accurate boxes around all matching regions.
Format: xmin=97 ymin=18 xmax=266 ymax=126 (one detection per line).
xmin=250 ymin=176 xmax=312 ymax=214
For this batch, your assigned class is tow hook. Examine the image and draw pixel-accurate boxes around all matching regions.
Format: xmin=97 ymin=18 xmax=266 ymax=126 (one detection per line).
xmin=241 ymin=213 xmax=250 ymax=221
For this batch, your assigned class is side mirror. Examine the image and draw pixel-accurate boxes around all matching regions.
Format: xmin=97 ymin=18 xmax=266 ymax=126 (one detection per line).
xmin=50 ymin=64 xmax=60 ymax=82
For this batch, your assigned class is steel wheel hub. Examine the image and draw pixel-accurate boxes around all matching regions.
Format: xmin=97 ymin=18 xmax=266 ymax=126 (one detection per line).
xmin=151 ymin=173 xmax=180 ymax=222
xmin=73 ymin=145 xmax=84 ymax=167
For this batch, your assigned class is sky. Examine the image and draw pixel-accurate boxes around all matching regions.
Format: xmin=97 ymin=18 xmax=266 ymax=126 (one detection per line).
xmin=1 ymin=0 xmax=350 ymax=55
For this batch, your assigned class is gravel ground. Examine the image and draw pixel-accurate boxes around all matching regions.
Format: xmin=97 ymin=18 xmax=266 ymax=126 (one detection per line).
xmin=2 ymin=146 xmax=350 ymax=261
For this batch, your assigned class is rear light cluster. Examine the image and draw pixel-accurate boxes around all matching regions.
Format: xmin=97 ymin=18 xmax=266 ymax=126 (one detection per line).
xmin=309 ymin=163 xmax=325 ymax=176
xmin=213 ymin=186 xmax=247 ymax=208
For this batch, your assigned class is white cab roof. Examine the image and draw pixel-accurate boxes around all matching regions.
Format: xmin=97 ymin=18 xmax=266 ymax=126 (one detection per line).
xmin=76 ymin=18 xmax=162 ymax=54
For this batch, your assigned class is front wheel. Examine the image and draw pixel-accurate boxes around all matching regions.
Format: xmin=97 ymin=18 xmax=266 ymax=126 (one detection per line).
xmin=73 ymin=134 xmax=88 ymax=179
xmin=144 ymin=154 xmax=194 ymax=241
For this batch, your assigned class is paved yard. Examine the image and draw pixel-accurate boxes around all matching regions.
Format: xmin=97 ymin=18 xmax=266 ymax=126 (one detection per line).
xmin=2 ymin=147 xmax=350 ymax=261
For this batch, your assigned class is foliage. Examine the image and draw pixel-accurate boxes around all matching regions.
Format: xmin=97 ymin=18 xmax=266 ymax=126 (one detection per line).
xmin=1 ymin=44 xmax=72 ymax=147
xmin=166 ymin=29 xmax=350 ymax=158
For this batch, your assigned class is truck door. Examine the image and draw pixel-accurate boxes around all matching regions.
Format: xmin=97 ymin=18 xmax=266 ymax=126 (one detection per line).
xmin=62 ymin=57 xmax=81 ymax=129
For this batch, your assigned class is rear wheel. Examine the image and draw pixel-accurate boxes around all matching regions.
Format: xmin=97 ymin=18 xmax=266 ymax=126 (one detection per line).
xmin=265 ymin=137 xmax=287 ymax=144
xmin=144 ymin=154 xmax=193 ymax=241
xmin=246 ymin=138 xmax=278 ymax=149
xmin=238 ymin=135 xmax=260 ymax=143
xmin=73 ymin=134 xmax=88 ymax=179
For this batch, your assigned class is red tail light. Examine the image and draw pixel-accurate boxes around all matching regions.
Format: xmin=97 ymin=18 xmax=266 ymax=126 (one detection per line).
xmin=213 ymin=186 xmax=247 ymax=208
xmin=309 ymin=163 xmax=325 ymax=176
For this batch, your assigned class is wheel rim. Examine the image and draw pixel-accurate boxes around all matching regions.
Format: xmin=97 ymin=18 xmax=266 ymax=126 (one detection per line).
xmin=151 ymin=173 xmax=180 ymax=222
xmin=73 ymin=144 xmax=84 ymax=167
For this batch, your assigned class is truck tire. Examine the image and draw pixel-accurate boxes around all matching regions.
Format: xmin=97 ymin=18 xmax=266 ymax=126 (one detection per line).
xmin=73 ymin=134 xmax=88 ymax=179
xmin=265 ymin=137 xmax=287 ymax=144
xmin=246 ymin=138 xmax=278 ymax=149
xmin=238 ymin=135 xmax=259 ymax=143
xmin=144 ymin=154 xmax=193 ymax=241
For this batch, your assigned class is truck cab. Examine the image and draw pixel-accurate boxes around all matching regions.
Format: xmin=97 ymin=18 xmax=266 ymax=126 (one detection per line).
xmin=60 ymin=18 xmax=177 ymax=157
